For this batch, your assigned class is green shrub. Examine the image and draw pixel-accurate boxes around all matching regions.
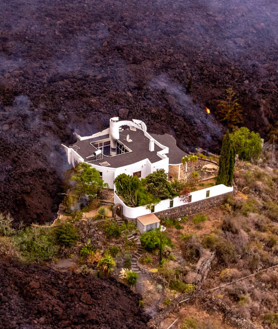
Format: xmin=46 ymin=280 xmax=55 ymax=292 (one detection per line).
xmin=202 ymin=234 xmax=218 ymax=249
xmin=55 ymin=223 xmax=79 ymax=247
xmin=265 ymin=202 xmax=278 ymax=221
xmin=263 ymin=313 xmax=278 ymax=326
xmin=162 ymin=218 xmax=176 ymax=227
xmin=80 ymin=243 xmax=96 ymax=258
xmin=16 ymin=227 xmax=58 ymax=262
xmin=181 ymin=216 xmax=188 ymax=222
xmin=157 ymin=284 xmax=163 ymax=293
xmin=181 ymin=317 xmax=200 ymax=329
xmin=98 ymin=206 xmax=108 ymax=219
xmin=97 ymin=254 xmax=116 ymax=276
xmin=164 ymin=299 xmax=171 ymax=306
xmin=181 ymin=233 xmax=194 ymax=242
xmin=241 ymin=198 xmax=259 ymax=216
xmin=192 ymin=214 xmax=207 ymax=225
xmin=0 ymin=213 xmax=15 ymax=237
xmin=139 ymin=300 xmax=144 ymax=307
xmin=140 ymin=229 xmax=172 ymax=252
xmin=105 ymin=221 xmax=122 ymax=238
xmin=175 ymin=223 xmax=183 ymax=230
xmin=109 ymin=245 xmax=120 ymax=257
xmin=92 ymin=214 xmax=102 ymax=220
xmin=140 ymin=255 xmax=153 ymax=265
xmin=127 ymin=271 xmax=138 ymax=286
xmin=71 ymin=210 xmax=83 ymax=222
xmin=169 ymin=280 xmax=195 ymax=293
xmin=124 ymin=252 xmax=132 ymax=268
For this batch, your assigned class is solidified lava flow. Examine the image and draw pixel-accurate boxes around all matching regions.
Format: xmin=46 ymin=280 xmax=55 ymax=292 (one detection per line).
xmin=0 ymin=261 xmax=150 ymax=328
xmin=0 ymin=0 xmax=278 ymax=223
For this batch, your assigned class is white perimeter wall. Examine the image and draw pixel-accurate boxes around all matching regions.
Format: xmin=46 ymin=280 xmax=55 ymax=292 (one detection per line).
xmin=115 ymin=184 xmax=233 ymax=219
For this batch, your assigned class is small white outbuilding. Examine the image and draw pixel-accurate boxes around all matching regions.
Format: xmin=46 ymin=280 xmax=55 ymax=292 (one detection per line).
xmin=137 ymin=213 xmax=160 ymax=234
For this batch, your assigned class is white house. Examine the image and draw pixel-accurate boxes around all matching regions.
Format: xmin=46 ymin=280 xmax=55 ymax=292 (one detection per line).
xmin=62 ymin=117 xmax=185 ymax=188
xmin=63 ymin=117 xmax=233 ymax=224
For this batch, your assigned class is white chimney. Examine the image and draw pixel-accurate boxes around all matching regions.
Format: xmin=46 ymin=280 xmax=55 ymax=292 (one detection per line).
xmin=149 ymin=139 xmax=154 ymax=152
xmin=110 ymin=117 xmax=119 ymax=156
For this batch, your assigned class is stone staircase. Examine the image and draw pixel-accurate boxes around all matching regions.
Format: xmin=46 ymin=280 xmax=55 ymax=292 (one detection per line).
xmin=131 ymin=246 xmax=144 ymax=273
xmin=114 ymin=216 xmax=124 ymax=226
xmin=127 ymin=232 xmax=140 ymax=245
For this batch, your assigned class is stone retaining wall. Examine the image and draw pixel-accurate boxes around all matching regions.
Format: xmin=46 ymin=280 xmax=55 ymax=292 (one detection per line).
xmin=154 ymin=192 xmax=232 ymax=219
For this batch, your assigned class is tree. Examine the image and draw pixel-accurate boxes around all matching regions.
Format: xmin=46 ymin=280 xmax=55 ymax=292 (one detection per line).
xmin=55 ymin=223 xmax=79 ymax=247
xmin=230 ymin=127 xmax=262 ymax=161
xmin=216 ymin=88 xmax=243 ymax=128
xmin=144 ymin=169 xmax=177 ymax=199
xmin=140 ymin=228 xmax=172 ymax=264
xmin=97 ymin=253 xmax=116 ymax=276
xmin=114 ymin=174 xmax=141 ymax=207
xmin=216 ymin=131 xmax=235 ymax=186
xmin=71 ymin=163 xmax=108 ymax=199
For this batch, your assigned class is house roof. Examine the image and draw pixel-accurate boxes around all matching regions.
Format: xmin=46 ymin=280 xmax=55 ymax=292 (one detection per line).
xmin=71 ymin=129 xmax=163 ymax=168
xmin=150 ymin=133 xmax=187 ymax=165
xmin=137 ymin=213 xmax=160 ymax=226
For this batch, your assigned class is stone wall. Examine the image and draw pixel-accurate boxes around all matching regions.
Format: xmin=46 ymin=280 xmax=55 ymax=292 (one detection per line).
xmin=155 ymin=192 xmax=232 ymax=219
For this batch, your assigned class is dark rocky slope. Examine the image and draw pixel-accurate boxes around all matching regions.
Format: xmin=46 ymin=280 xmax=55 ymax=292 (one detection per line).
xmin=0 ymin=0 xmax=278 ymax=223
xmin=0 ymin=261 xmax=150 ymax=329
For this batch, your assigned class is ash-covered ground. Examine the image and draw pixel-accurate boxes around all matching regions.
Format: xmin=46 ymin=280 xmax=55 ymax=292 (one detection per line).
xmin=0 ymin=0 xmax=278 ymax=223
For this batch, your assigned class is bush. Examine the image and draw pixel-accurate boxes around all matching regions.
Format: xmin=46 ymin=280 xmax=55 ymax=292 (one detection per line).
xmin=0 ymin=213 xmax=15 ymax=237
xmin=169 ymin=280 xmax=194 ymax=293
xmin=263 ymin=313 xmax=278 ymax=326
xmin=55 ymin=223 xmax=79 ymax=247
xmin=265 ymin=202 xmax=278 ymax=221
xmin=140 ymin=229 xmax=172 ymax=252
xmin=139 ymin=300 xmax=144 ymax=307
xmin=192 ymin=214 xmax=207 ymax=225
xmin=105 ymin=221 xmax=122 ymax=238
xmin=108 ymin=245 xmax=120 ymax=257
xmin=124 ymin=252 xmax=132 ymax=268
xmin=80 ymin=243 xmax=96 ymax=258
xmin=16 ymin=227 xmax=58 ymax=262
xmin=97 ymin=254 xmax=116 ymax=275
xmin=181 ymin=317 xmax=200 ymax=329
xmin=98 ymin=206 xmax=108 ymax=219
xmin=140 ymin=255 xmax=153 ymax=265
xmin=164 ymin=299 xmax=171 ymax=306
xmin=92 ymin=214 xmax=103 ymax=220
xmin=126 ymin=270 xmax=139 ymax=286
xmin=241 ymin=198 xmax=259 ymax=216
xmin=202 ymin=234 xmax=218 ymax=249
xmin=157 ymin=284 xmax=163 ymax=293
xmin=175 ymin=223 xmax=183 ymax=230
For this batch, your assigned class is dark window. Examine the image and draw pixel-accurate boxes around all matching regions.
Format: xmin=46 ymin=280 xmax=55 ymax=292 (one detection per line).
xmin=188 ymin=195 xmax=192 ymax=203
xmin=170 ymin=200 xmax=174 ymax=208
xmin=133 ymin=171 xmax=141 ymax=178
xmin=151 ymin=205 xmax=155 ymax=213
xmin=206 ymin=190 xmax=210 ymax=198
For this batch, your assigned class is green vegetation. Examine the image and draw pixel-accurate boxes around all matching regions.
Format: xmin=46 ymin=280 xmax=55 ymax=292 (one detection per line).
xmin=80 ymin=242 xmax=96 ymax=259
xmin=98 ymin=206 xmax=108 ymax=219
xmin=263 ymin=313 xmax=278 ymax=326
xmin=164 ymin=299 xmax=171 ymax=306
xmin=182 ymin=155 xmax=198 ymax=165
xmin=0 ymin=213 xmax=15 ymax=236
xmin=169 ymin=280 xmax=195 ymax=293
xmin=108 ymin=245 xmax=120 ymax=257
xmin=216 ymin=87 xmax=243 ymax=128
xmin=71 ymin=162 xmax=108 ymax=199
xmin=16 ymin=226 xmax=59 ymax=262
xmin=140 ymin=255 xmax=153 ymax=265
xmin=216 ymin=131 xmax=236 ymax=186
xmin=105 ymin=221 xmax=122 ymax=238
xmin=115 ymin=169 xmax=183 ymax=208
xmin=55 ymin=223 xmax=79 ymax=247
xmin=126 ymin=270 xmax=139 ymax=286
xmin=230 ymin=127 xmax=262 ymax=161
xmin=192 ymin=214 xmax=207 ymax=225
xmin=97 ymin=253 xmax=116 ymax=276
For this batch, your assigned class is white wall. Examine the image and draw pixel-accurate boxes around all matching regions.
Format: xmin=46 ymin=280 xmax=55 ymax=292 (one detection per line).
xmin=116 ymin=184 xmax=233 ymax=219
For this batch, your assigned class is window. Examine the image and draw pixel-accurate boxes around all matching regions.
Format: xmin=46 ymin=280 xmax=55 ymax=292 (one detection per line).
xmin=206 ymin=190 xmax=210 ymax=198
xmin=133 ymin=171 xmax=141 ymax=178
xmin=151 ymin=205 xmax=155 ymax=213
xmin=169 ymin=200 xmax=174 ymax=208
xmin=98 ymin=171 xmax=103 ymax=180
xmin=188 ymin=195 xmax=192 ymax=203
